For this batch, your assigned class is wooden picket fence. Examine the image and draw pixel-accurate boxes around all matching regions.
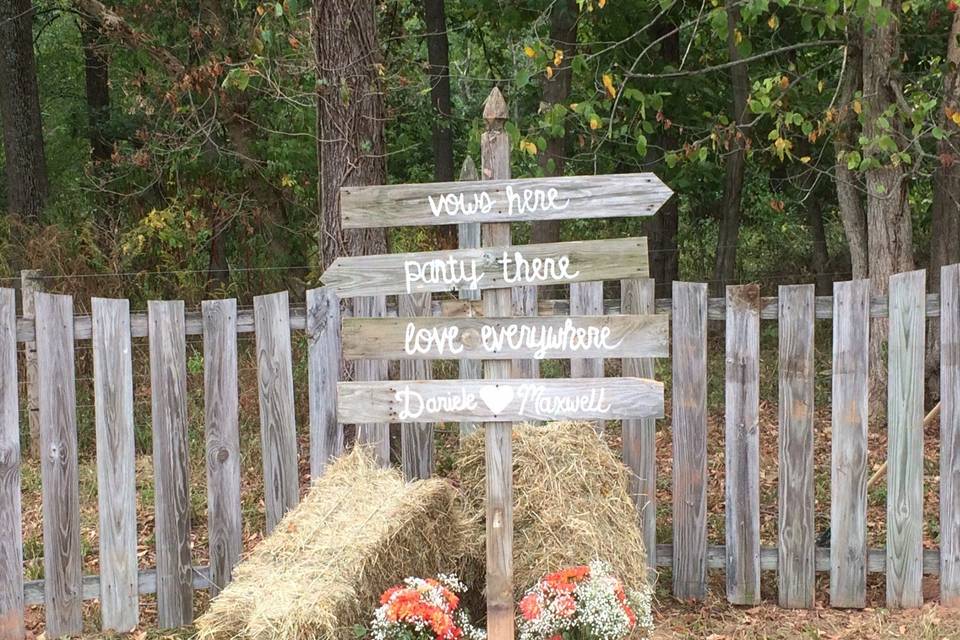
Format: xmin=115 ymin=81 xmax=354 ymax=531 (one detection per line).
xmin=0 ymin=265 xmax=958 ymax=637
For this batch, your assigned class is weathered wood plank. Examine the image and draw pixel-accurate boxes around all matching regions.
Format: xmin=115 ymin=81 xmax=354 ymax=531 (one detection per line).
xmin=340 ymin=172 xmax=672 ymax=228
xmin=253 ymin=291 xmax=300 ymax=531
xmin=942 ymin=263 xmax=960 ymax=607
xmin=201 ymin=299 xmax=241 ymax=596
xmin=0 ymin=289 xmax=23 ymax=640
xmin=458 ymin=157 xmax=482 ymax=440
xmin=338 ymin=377 xmax=664 ymax=424
xmin=621 ymin=279 xmax=658 ymax=571
xmin=510 ymin=282 xmax=539 ymax=380
xmin=342 ymin=314 xmax=669 ymax=361
xmin=570 ymin=281 xmax=605 ymax=432
xmin=671 ymin=282 xmax=708 ymax=601
xmin=886 ymin=270 xmax=925 ymax=609
xmin=35 ymin=293 xmax=82 ymax=637
xmin=830 ymin=279 xmax=870 ymax=609
xmin=353 ymin=295 xmax=390 ymax=467
xmin=776 ymin=285 xmax=816 ymax=609
xmin=91 ymin=298 xmax=139 ymax=631
xmin=320 ymin=236 xmax=649 ymax=298
xmin=20 ymin=270 xmax=40 ymax=459
xmin=24 ymin=566 xmax=214 ymax=606
xmin=148 ymin=300 xmax=193 ymax=628
xmin=399 ymin=292 xmax=434 ymax=480
xmin=724 ymin=284 xmax=761 ymax=605
xmin=306 ymin=287 xmax=342 ymax=479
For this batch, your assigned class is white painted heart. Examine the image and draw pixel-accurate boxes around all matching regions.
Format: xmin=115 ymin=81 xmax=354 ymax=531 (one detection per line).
xmin=478 ymin=385 xmax=515 ymax=415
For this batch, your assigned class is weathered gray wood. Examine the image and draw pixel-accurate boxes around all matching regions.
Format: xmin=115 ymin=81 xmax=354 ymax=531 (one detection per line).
xmin=201 ymin=299 xmax=241 ymax=596
xmin=306 ymin=287 xmax=342 ymax=479
xmin=510 ymin=283 xmax=539 ymax=380
xmin=353 ymin=295 xmax=390 ymax=467
xmin=0 ymin=289 xmax=23 ymax=640
xmin=886 ymin=270 xmax=925 ymax=609
xmin=253 ymin=291 xmax=300 ymax=531
xmin=724 ymin=284 xmax=761 ymax=605
xmin=671 ymin=282 xmax=708 ymax=600
xmin=830 ymin=279 xmax=870 ymax=609
xmin=91 ymin=298 xmax=139 ymax=631
xmin=338 ymin=377 xmax=664 ymax=424
xmin=942 ymin=263 xmax=960 ymax=607
xmin=342 ymin=314 xmax=669 ymax=361
xmin=570 ymin=281 xmax=605 ymax=432
xmin=458 ymin=157 xmax=483 ymax=440
xmin=320 ymin=236 xmax=650 ymax=298
xmin=621 ymin=279 xmax=658 ymax=571
xmin=399 ymin=292 xmax=434 ymax=480
xmin=24 ymin=566 xmax=214 ymax=606
xmin=35 ymin=293 xmax=82 ymax=637
xmin=148 ymin=300 xmax=193 ymax=628
xmin=340 ymin=172 xmax=673 ymax=228
xmin=481 ymin=87 xmax=514 ymax=640
xmin=776 ymin=285 xmax=816 ymax=609
xmin=20 ymin=270 xmax=41 ymax=459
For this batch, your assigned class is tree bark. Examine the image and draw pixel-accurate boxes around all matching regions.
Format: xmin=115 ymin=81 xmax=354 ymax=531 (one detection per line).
xmin=531 ymin=0 xmax=578 ymax=246
xmin=80 ymin=16 xmax=112 ymax=162
xmin=0 ymin=0 xmax=48 ymax=220
xmin=423 ymin=0 xmax=457 ymax=249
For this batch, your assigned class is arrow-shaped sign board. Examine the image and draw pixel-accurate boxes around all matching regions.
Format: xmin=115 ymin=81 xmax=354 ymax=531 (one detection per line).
xmin=337 ymin=377 xmax=664 ymax=424
xmin=339 ymin=172 xmax=673 ymax=229
xmin=320 ymin=237 xmax=648 ymax=298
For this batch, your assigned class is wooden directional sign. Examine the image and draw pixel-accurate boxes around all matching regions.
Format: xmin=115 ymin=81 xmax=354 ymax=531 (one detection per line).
xmin=321 ymin=237 xmax=648 ymax=298
xmin=340 ymin=173 xmax=673 ymax=229
xmin=342 ymin=314 xmax=669 ymax=360
xmin=337 ymin=377 xmax=664 ymax=424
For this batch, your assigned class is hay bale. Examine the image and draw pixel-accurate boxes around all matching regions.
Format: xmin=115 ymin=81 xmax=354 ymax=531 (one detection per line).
xmin=195 ymin=448 xmax=472 ymax=640
xmin=455 ymin=421 xmax=651 ymax=598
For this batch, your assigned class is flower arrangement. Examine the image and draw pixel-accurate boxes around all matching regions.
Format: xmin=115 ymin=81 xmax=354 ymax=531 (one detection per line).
xmin=366 ymin=574 xmax=486 ymax=640
xmin=516 ymin=561 xmax=654 ymax=640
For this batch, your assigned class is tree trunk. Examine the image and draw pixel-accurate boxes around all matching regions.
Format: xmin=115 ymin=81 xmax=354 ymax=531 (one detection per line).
xmin=712 ymin=4 xmax=751 ymax=295
xmin=805 ymin=192 xmax=833 ymax=296
xmin=80 ymin=16 xmax=112 ymax=162
xmin=0 ymin=0 xmax=48 ymax=220
xmin=423 ymin=0 xmax=457 ymax=249
xmin=926 ymin=10 xmax=960 ymax=397
xmin=531 ymin=0 xmax=578 ymax=246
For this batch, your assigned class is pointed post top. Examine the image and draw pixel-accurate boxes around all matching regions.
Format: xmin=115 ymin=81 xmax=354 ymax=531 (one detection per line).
xmin=459 ymin=156 xmax=479 ymax=181
xmin=483 ymin=87 xmax=508 ymax=129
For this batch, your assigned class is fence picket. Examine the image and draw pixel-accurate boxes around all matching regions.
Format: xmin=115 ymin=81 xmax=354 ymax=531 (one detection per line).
xmin=400 ymin=292 xmax=434 ymax=480
xmin=621 ymin=278 xmax=657 ymax=570
xmin=457 ymin=156 xmax=483 ymax=441
xmin=91 ymin=298 xmax=139 ymax=631
xmin=672 ymin=281 xmax=708 ymax=600
xmin=148 ymin=300 xmax=193 ymax=627
xmin=354 ymin=295 xmax=390 ymax=466
xmin=201 ymin=299 xmax=241 ymax=595
xmin=886 ymin=270 xmax=926 ymax=608
xmin=571 ymin=281 xmax=605 ymax=432
xmin=35 ymin=293 xmax=82 ymax=637
xmin=253 ymin=291 xmax=300 ymax=530
xmin=0 ymin=289 xmax=23 ymax=640
xmin=943 ymin=263 xmax=960 ymax=607
xmin=306 ymin=287 xmax=342 ymax=479
xmin=830 ymin=279 xmax=870 ymax=608
xmin=777 ymin=285 xmax=815 ymax=608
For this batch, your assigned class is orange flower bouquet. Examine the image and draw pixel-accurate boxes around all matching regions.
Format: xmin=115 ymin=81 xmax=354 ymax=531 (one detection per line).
xmin=365 ymin=574 xmax=486 ymax=640
xmin=517 ymin=562 xmax=653 ymax=640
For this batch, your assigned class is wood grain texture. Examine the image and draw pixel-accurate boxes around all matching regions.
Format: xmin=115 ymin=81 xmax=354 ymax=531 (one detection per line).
xmin=201 ymin=299 xmax=241 ymax=596
xmin=458 ymin=157 xmax=482 ymax=440
xmin=621 ymin=279 xmax=658 ymax=571
xmin=341 ymin=314 xmax=668 ymax=360
xmin=35 ymin=293 xmax=82 ymax=637
xmin=340 ymin=172 xmax=672 ymax=228
xmin=724 ymin=285 xmax=761 ymax=605
xmin=306 ymin=287 xmax=342 ymax=479
xmin=148 ymin=300 xmax=193 ymax=628
xmin=320 ymin=237 xmax=649 ymax=298
xmin=830 ymin=279 xmax=870 ymax=609
xmin=0 ymin=289 xmax=23 ymax=640
xmin=399 ymin=292 xmax=434 ymax=480
xmin=510 ymin=283 xmax=539 ymax=380
xmin=942 ymin=264 xmax=960 ymax=607
xmin=570 ymin=281 xmax=605 ymax=432
xmin=885 ymin=270 xmax=925 ymax=609
xmin=776 ymin=285 xmax=816 ymax=609
xmin=24 ymin=566 xmax=214 ymax=606
xmin=353 ymin=295 xmax=390 ymax=467
xmin=91 ymin=298 xmax=139 ymax=631
xmin=671 ymin=282 xmax=708 ymax=600
xmin=253 ymin=291 xmax=300 ymax=531
xmin=20 ymin=270 xmax=40 ymax=460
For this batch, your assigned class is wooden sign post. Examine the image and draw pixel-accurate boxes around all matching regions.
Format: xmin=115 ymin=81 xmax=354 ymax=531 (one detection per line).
xmin=321 ymin=87 xmax=672 ymax=640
